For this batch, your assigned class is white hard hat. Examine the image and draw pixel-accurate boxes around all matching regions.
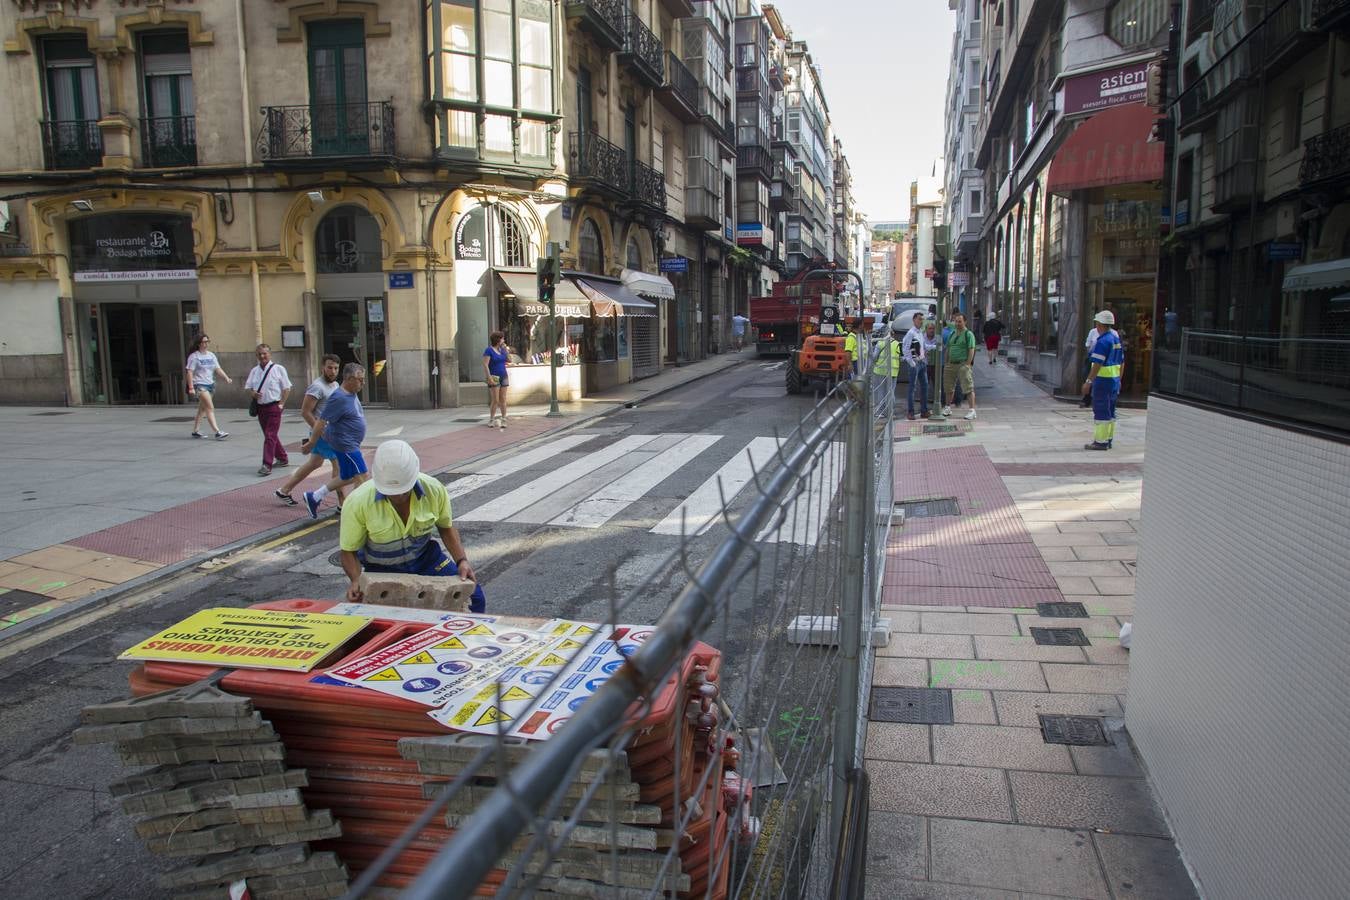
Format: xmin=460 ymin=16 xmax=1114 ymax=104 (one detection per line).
xmin=371 ymin=439 xmax=421 ymax=495
xmin=1094 ymin=310 xmax=1116 ymax=325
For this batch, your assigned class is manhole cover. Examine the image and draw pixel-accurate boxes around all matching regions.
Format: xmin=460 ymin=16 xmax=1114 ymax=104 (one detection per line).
xmin=1036 ymin=602 xmax=1089 ymax=618
xmin=894 ymin=498 xmax=960 ymax=519
xmin=153 ymin=416 xmax=196 ymax=423
xmin=922 ymin=424 xmax=959 ymax=434
xmin=1039 ymin=714 xmax=1109 ymax=746
xmin=1 ymin=589 xmax=52 ymax=618
xmin=452 ymin=417 xmax=486 ymax=423
xmin=869 ymin=687 xmax=953 ymax=724
xmin=1030 ymin=627 xmax=1090 ymax=646
xmin=327 ymin=551 xmax=342 ymax=567
xmin=30 ymin=411 xmax=73 ymax=416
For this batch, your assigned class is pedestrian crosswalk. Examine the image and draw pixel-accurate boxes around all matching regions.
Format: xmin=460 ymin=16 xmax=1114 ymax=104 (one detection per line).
xmin=448 ymin=431 xmax=843 ymax=545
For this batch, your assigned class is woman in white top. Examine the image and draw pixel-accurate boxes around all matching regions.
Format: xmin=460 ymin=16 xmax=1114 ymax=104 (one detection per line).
xmin=184 ymin=334 xmax=232 ymax=439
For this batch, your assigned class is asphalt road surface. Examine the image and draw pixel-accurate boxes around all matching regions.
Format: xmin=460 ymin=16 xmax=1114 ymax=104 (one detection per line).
xmin=0 ymin=360 xmax=851 ymax=897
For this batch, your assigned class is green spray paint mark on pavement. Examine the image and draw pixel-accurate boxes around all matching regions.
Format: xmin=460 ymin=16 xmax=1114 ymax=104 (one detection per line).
xmin=774 ymin=706 xmax=820 ymax=749
xmin=955 ymin=690 xmax=985 ymax=702
xmin=931 ymin=660 xmax=1011 ymax=687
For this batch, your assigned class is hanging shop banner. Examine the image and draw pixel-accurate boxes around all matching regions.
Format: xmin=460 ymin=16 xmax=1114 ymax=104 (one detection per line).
xmin=736 ymin=223 xmax=764 ymax=247
xmin=659 ymin=256 xmax=689 ymax=273
xmin=455 ymin=207 xmax=486 ymax=260
xmin=1062 ymin=60 xmax=1150 ymax=117
xmin=119 ymin=608 xmax=371 ymax=672
xmin=69 ymin=213 xmax=196 ymax=278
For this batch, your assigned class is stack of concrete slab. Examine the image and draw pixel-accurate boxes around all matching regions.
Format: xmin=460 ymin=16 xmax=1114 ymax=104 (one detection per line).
xmin=77 ymin=679 xmax=346 ymax=899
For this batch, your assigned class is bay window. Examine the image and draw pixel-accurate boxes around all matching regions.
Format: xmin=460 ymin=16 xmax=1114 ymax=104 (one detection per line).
xmin=426 ymin=0 xmax=558 ymax=168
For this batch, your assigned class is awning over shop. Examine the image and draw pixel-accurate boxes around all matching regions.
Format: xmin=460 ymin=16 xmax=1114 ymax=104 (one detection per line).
xmin=494 ymin=270 xmax=591 ymax=317
xmin=621 ymin=268 xmax=676 ymax=301
xmin=1282 ymin=258 xmax=1350 ymax=293
xmin=575 ymin=277 xmax=659 ymax=318
xmin=1046 ymin=102 xmax=1165 ymax=194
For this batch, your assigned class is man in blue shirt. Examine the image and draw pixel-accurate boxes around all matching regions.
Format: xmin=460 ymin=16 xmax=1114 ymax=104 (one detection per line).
xmin=301 ymin=363 xmax=369 ymax=517
xmin=1083 ymin=310 xmax=1125 ymax=450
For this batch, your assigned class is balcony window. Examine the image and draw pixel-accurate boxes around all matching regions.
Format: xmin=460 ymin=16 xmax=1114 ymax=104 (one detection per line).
xmin=426 ymin=0 xmax=557 ymax=166
xmin=140 ymin=32 xmax=196 ymax=166
xmin=316 ymin=206 xmax=383 ymax=273
xmin=41 ymin=37 xmax=102 ymax=170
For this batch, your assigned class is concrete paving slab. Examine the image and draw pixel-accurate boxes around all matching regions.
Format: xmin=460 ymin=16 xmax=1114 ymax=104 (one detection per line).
xmin=1053 ymin=576 xmax=1099 ymax=594
xmin=878 ymin=633 xmax=975 ymax=659
xmin=1014 ymin=614 xmax=1122 ymax=638
xmin=931 ymin=724 xmax=1074 ymax=773
xmin=920 ymin=612 xmax=1019 ymax=635
xmin=1070 ymin=743 xmax=1144 ymax=778
xmin=864 ymin=875 xmax=1023 ymax=899
xmin=1065 ymin=595 xmax=1135 ymax=616
xmin=1035 ymin=546 xmax=1077 ymax=561
xmin=928 ymin=818 xmax=1108 ymax=899
xmin=1031 ymin=531 xmax=1107 ymax=547
xmin=1042 ymin=663 xmax=1130 ymax=694
xmin=1101 ymin=532 xmax=1139 ymax=546
xmin=1093 ymin=833 xmax=1200 ymax=899
xmin=1046 ymin=561 xmax=1133 ymax=577
xmin=873 ymin=658 xmax=931 ymax=687
xmin=1055 ymin=521 xmax=1134 ymax=533
xmin=1071 ymin=546 xmax=1138 ymax=561
xmin=951 ymin=689 xmax=998 ymax=724
xmin=1008 ymin=771 xmax=1168 ymax=835
xmin=929 ymin=659 xmax=1047 ymax=691
xmin=1083 ymin=640 xmax=1130 ymax=665
xmin=1091 ymin=576 xmax=1137 ymax=595
xmin=973 ymin=636 xmax=1086 ymax=663
xmin=865 ymin=723 xmax=931 ymax=763
xmin=992 ymin=691 xmax=1124 ymax=728
xmin=884 ymin=611 xmax=923 ymax=632
xmin=866 ymin=761 xmax=1013 ymax=821
xmin=864 ymin=811 xmax=928 ymax=880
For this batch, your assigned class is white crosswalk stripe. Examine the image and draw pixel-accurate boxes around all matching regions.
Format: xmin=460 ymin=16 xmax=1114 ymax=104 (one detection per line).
xmin=445 ymin=433 xmax=596 ymax=499
xmin=650 ymin=436 xmax=784 ymax=537
xmin=753 ymin=441 xmax=845 ymax=546
xmin=550 ymin=434 xmax=723 ymax=528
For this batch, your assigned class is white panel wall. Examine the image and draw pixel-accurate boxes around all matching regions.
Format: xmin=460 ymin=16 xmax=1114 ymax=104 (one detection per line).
xmin=0 ymin=280 xmax=61 ymax=356
xmin=1129 ymin=397 xmax=1350 ymax=900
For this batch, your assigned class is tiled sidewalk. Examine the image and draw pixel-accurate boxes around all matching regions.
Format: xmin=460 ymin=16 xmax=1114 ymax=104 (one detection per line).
xmin=864 ymin=362 xmax=1197 ymax=899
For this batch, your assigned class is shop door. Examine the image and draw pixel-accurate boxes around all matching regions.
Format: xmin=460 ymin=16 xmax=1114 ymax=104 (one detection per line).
xmin=307 ymin=21 xmax=368 ymax=156
xmin=321 ymin=298 xmax=388 ymax=404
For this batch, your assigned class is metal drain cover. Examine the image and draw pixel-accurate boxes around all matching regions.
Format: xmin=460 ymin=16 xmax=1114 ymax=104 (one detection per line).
xmin=1030 ymin=627 xmax=1090 ymax=646
xmin=29 ymin=411 xmax=73 ymax=416
xmin=1039 ymin=714 xmax=1109 ymax=746
xmin=894 ymin=498 xmax=960 ymax=519
xmin=153 ymin=416 xmax=196 ymax=423
xmin=869 ymin=687 xmax=954 ymax=724
xmin=922 ymin=424 xmax=959 ymax=434
xmin=1036 ymin=602 xmax=1089 ymax=618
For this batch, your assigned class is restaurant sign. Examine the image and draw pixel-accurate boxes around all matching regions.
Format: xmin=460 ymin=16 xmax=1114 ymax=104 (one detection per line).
xmin=69 ymin=213 xmax=195 ymax=280
xmin=1062 ymin=61 xmax=1150 ymax=117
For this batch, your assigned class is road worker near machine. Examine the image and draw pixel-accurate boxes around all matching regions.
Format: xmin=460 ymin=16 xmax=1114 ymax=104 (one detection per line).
xmin=844 ymin=317 xmax=867 ymax=377
xmin=339 ymin=439 xmax=487 ymax=612
xmin=872 ymin=319 xmax=903 ymax=386
xmin=1083 ymin=309 xmax=1125 ymax=451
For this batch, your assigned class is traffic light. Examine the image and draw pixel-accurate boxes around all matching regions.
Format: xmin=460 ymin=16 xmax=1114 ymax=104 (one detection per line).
xmin=536 ymin=254 xmax=561 ymax=306
xmin=932 ymin=257 xmax=948 ymax=291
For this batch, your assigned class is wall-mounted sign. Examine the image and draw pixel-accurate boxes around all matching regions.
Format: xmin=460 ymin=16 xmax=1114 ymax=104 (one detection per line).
xmin=659 ymin=256 xmax=689 ymax=273
xmin=388 ymin=271 xmax=414 ymax=289
xmin=1062 ymin=60 xmax=1150 ymax=117
xmin=455 ymin=207 xmax=486 ymax=260
xmin=1267 ymin=242 xmax=1303 ymax=260
xmin=281 ymin=325 xmax=306 ymax=349
xmin=736 ymin=223 xmax=764 ymax=246
xmin=950 ymin=271 xmax=970 ymax=287
xmin=68 ymin=213 xmax=195 ymax=277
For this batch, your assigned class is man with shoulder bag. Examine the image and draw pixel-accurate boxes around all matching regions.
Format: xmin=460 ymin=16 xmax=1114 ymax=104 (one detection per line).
xmin=244 ymin=343 xmax=293 ymax=477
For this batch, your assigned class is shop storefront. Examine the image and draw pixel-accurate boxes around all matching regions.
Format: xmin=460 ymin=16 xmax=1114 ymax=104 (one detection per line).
xmin=314 ymin=205 xmax=389 ymax=404
xmin=622 ymin=268 xmax=675 ymax=378
xmin=492 ymin=268 xmax=585 ymax=403
xmin=68 ymin=212 xmax=199 ymax=404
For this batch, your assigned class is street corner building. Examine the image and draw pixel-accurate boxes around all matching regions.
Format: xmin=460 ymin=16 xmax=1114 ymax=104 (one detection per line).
xmin=0 ymin=0 xmax=857 ymax=409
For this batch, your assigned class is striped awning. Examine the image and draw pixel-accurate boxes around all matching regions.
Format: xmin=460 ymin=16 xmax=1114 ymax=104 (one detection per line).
xmin=495 ymin=271 xmax=591 ymax=317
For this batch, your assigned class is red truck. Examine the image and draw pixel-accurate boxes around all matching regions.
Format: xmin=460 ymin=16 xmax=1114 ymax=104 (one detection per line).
xmin=748 ymin=268 xmax=840 ymax=356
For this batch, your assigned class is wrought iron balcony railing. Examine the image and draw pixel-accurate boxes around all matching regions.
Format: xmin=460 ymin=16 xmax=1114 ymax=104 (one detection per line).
xmin=41 ymin=119 xmax=102 ymax=170
xmin=621 ymin=11 xmax=664 ymax=88
xmin=140 ymin=116 xmax=197 ymax=167
xmin=565 ymin=0 xmax=625 ymax=52
xmin=568 ymin=131 xmax=630 ymax=195
xmin=257 ymin=101 xmax=395 ymax=161
xmin=1301 ymin=122 xmax=1350 ymax=185
xmin=657 ymin=51 xmax=700 ymax=121
xmin=1312 ymin=0 xmax=1350 ymax=27
xmin=630 ymin=158 xmax=666 ymax=212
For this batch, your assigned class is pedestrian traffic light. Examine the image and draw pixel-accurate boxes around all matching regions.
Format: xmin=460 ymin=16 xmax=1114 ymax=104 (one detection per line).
xmin=536 ymin=255 xmax=560 ymax=306
xmin=932 ymin=258 xmax=948 ymax=291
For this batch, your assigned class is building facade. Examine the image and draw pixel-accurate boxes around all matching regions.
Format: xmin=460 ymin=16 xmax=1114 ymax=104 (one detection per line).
xmin=0 ymin=0 xmax=854 ymax=407
xmin=910 ymin=171 xmax=945 ymax=300
xmin=944 ymin=0 xmax=985 ymax=315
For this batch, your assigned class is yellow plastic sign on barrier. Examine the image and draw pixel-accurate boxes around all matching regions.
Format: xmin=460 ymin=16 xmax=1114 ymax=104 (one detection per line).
xmin=119 ymin=608 xmax=371 ymax=672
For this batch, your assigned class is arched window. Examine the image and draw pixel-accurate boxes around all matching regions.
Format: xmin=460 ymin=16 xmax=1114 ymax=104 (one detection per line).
xmin=578 ymin=219 xmax=604 ymax=274
xmin=316 ymin=206 xmax=382 ymax=273
xmin=494 ymin=206 xmax=529 ymax=267
xmin=626 ymin=237 xmax=642 ymax=271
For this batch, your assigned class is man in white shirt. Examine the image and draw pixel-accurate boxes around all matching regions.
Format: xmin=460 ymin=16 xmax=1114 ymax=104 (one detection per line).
xmin=901 ymin=311 xmax=931 ymax=420
xmin=244 ymin=343 xmax=293 ymax=476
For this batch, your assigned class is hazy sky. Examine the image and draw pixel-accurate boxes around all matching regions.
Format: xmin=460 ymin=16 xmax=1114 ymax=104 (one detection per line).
xmin=768 ymin=0 xmax=957 ymax=223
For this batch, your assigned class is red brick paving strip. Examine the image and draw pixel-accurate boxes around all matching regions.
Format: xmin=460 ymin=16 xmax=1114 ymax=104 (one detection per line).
xmin=884 ymin=445 xmax=1063 ymax=608
xmin=69 ymin=419 xmax=562 ymax=566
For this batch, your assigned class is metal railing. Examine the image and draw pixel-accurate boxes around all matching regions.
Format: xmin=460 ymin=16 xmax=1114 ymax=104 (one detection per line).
xmin=621 ymin=10 xmax=664 ymax=85
xmin=257 ymin=101 xmax=395 ymax=161
xmin=1312 ymin=0 xmax=1350 ymax=25
xmin=568 ymin=131 xmax=630 ymax=194
xmin=389 ymin=312 xmax=895 ymax=899
xmin=662 ymin=51 xmax=700 ymax=111
xmin=630 ymin=157 xmax=666 ymax=211
xmin=738 ymin=144 xmax=772 ymax=179
xmin=40 ymin=119 xmax=102 ymax=170
xmin=1301 ymin=122 xmax=1350 ymax=185
xmin=139 ymin=115 xmax=197 ymax=167
xmin=565 ymin=0 xmax=625 ymax=48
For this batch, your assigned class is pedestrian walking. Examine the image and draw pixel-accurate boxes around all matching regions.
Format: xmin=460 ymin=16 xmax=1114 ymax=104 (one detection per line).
xmin=942 ymin=313 xmax=978 ymax=420
xmin=731 ymin=313 xmax=750 ymax=350
xmin=982 ymin=311 xmax=1005 ymax=364
xmin=301 ymin=363 xmax=369 ymax=518
xmin=338 ymin=440 xmax=487 ymax=613
xmin=482 ymin=331 xmax=511 ymax=430
xmin=243 ymin=343 xmax=292 ymax=476
xmin=1083 ymin=310 xmax=1124 ymax=451
xmin=901 ymin=311 xmax=930 ymax=420
xmin=184 ymin=334 xmax=231 ymax=440
xmin=274 ymin=354 xmax=347 ymax=509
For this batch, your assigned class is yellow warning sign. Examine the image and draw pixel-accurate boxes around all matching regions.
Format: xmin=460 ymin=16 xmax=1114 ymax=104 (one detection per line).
xmin=539 ymin=653 xmax=568 ymax=666
xmin=119 ymin=608 xmax=371 ymax=672
xmin=404 ymin=651 xmax=436 ymax=665
xmin=499 ymin=685 xmax=532 ymax=703
xmin=434 ymin=637 xmax=467 ymax=650
xmin=461 ymin=624 xmax=495 ymax=636
xmin=556 ymin=638 xmax=584 ymax=651
xmin=451 ymin=702 xmax=481 ymax=726
xmin=474 ymin=705 xmax=510 ymax=728
xmin=574 ymin=625 xmax=595 ymax=635
xmin=368 ymin=667 xmax=402 ymax=681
